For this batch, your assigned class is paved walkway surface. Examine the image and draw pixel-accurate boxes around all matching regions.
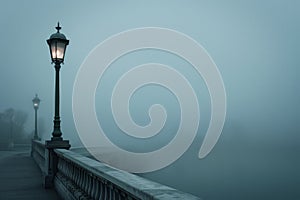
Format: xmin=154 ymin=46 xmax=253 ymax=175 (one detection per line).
xmin=0 ymin=147 xmax=60 ymax=200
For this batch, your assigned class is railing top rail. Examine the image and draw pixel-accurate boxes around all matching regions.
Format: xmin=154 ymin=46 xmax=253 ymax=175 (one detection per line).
xmin=32 ymin=139 xmax=46 ymax=147
xmin=54 ymin=149 xmax=201 ymax=200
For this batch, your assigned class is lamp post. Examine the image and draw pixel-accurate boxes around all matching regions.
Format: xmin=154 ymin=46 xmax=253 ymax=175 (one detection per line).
xmin=45 ymin=22 xmax=70 ymax=149
xmin=32 ymin=94 xmax=41 ymax=140
xmin=7 ymin=109 xmax=14 ymax=149
xmin=43 ymin=22 xmax=71 ymax=189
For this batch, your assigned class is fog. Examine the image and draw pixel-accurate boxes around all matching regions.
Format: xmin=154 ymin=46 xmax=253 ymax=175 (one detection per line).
xmin=0 ymin=1 xmax=299 ymax=199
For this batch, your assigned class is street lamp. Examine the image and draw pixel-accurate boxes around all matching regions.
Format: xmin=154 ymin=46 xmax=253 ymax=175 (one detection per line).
xmin=32 ymin=94 xmax=41 ymax=140
xmin=47 ymin=22 xmax=69 ymax=64
xmin=46 ymin=22 xmax=70 ymax=149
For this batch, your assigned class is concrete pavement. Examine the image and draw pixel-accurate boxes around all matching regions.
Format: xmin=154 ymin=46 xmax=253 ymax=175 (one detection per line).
xmin=0 ymin=148 xmax=60 ymax=200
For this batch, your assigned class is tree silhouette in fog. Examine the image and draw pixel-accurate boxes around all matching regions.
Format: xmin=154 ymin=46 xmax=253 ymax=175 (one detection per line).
xmin=0 ymin=108 xmax=30 ymax=149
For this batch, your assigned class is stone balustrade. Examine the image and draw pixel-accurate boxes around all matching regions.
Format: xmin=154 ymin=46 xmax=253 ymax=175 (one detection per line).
xmin=31 ymin=140 xmax=201 ymax=200
xmin=31 ymin=140 xmax=46 ymax=173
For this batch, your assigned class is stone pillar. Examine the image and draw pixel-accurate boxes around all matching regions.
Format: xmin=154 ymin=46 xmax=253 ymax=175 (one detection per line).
xmin=44 ymin=140 xmax=70 ymax=188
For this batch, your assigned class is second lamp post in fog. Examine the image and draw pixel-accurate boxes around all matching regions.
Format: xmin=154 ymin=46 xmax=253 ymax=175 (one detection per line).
xmin=32 ymin=94 xmax=41 ymax=140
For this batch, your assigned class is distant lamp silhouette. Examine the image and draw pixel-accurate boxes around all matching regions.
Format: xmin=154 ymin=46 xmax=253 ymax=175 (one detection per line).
xmin=32 ymin=94 xmax=41 ymax=140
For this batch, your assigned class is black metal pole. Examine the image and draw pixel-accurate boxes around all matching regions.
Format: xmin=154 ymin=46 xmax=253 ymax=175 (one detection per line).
xmin=52 ymin=62 xmax=62 ymax=140
xmin=10 ymin=118 xmax=13 ymax=147
xmin=34 ymin=108 xmax=38 ymax=139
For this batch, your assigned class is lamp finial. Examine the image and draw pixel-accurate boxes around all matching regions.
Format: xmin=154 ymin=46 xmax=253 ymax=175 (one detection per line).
xmin=56 ymin=22 xmax=61 ymax=33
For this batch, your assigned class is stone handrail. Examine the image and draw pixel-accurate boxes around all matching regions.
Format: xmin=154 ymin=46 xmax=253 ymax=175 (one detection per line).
xmin=31 ymin=141 xmax=201 ymax=199
xmin=54 ymin=149 xmax=200 ymax=200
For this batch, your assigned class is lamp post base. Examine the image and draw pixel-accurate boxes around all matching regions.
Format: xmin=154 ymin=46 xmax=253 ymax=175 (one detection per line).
xmin=45 ymin=139 xmax=71 ymax=149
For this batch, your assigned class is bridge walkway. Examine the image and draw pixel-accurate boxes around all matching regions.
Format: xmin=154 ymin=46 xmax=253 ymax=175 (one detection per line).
xmin=0 ymin=147 xmax=60 ymax=200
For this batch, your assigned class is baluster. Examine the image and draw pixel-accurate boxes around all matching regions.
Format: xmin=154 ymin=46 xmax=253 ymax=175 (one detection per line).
xmin=77 ymin=168 xmax=81 ymax=187
xmin=115 ymin=187 xmax=119 ymax=200
xmin=120 ymin=191 xmax=126 ymax=200
xmin=71 ymin=164 xmax=75 ymax=183
xmin=81 ymin=168 xmax=84 ymax=186
xmin=90 ymin=176 xmax=95 ymax=198
xmin=87 ymin=174 xmax=92 ymax=197
xmin=80 ymin=169 xmax=84 ymax=189
xmin=61 ymin=159 xmax=66 ymax=175
xmin=73 ymin=165 xmax=77 ymax=184
xmin=98 ymin=178 xmax=102 ymax=200
xmin=99 ymin=181 xmax=103 ymax=200
xmin=83 ymin=170 xmax=88 ymax=193
xmin=95 ymin=178 xmax=100 ymax=200
xmin=86 ymin=172 xmax=90 ymax=194
xmin=114 ymin=188 xmax=121 ymax=200
xmin=110 ymin=186 xmax=115 ymax=200
xmin=64 ymin=159 xmax=67 ymax=174
xmin=82 ymin=170 xmax=87 ymax=198
xmin=63 ymin=160 xmax=67 ymax=177
xmin=60 ymin=159 xmax=65 ymax=175
xmin=106 ymin=183 xmax=112 ymax=200
xmin=81 ymin=170 xmax=85 ymax=192
xmin=104 ymin=181 xmax=108 ymax=200
xmin=97 ymin=177 xmax=101 ymax=198
xmin=74 ymin=166 xmax=78 ymax=185
xmin=61 ymin=159 xmax=65 ymax=172
xmin=69 ymin=162 xmax=72 ymax=180
xmin=73 ymin=165 xmax=77 ymax=183
xmin=87 ymin=174 xmax=92 ymax=196
xmin=78 ymin=167 xmax=82 ymax=187
xmin=90 ymin=175 xmax=94 ymax=197
xmin=127 ymin=196 xmax=134 ymax=200
xmin=57 ymin=158 xmax=62 ymax=172
xmin=106 ymin=184 xmax=110 ymax=200
xmin=87 ymin=173 xmax=91 ymax=196
xmin=76 ymin=166 xmax=80 ymax=186
xmin=99 ymin=181 xmax=104 ymax=200
xmin=110 ymin=184 xmax=114 ymax=200
xmin=67 ymin=162 xmax=71 ymax=180
xmin=68 ymin=162 xmax=72 ymax=179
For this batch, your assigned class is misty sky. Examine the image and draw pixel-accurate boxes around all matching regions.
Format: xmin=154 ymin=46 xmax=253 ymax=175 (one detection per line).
xmin=0 ymin=1 xmax=299 ymax=199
